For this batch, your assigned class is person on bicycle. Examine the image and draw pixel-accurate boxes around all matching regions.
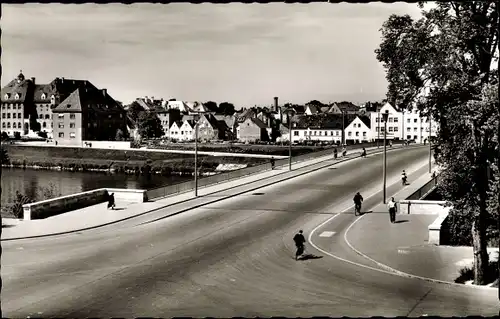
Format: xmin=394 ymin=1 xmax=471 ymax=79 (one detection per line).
xmin=293 ymin=230 xmax=306 ymax=260
xmin=402 ymin=170 xmax=407 ymax=185
xmin=353 ymin=192 xmax=363 ymax=215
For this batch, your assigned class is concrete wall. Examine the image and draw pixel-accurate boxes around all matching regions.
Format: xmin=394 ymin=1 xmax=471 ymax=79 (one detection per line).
xmin=22 ymin=187 xmax=147 ymax=220
xmin=399 ymin=200 xmax=448 ymax=215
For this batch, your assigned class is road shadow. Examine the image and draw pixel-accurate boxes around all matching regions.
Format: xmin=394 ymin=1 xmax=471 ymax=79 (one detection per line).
xmin=327 ymin=167 xmax=337 ymax=170
xmin=356 ymin=210 xmax=373 ymax=216
xmin=252 ymin=192 xmax=265 ymax=196
xmin=298 ymin=254 xmax=323 ymax=261
xmin=394 ymin=219 xmax=409 ymax=224
xmin=112 ymin=207 xmax=126 ymax=211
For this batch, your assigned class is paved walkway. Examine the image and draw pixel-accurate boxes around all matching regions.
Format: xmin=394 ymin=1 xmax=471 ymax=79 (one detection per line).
xmin=2 ymin=144 xmax=413 ymax=240
xmin=346 ymin=172 xmax=499 ymax=287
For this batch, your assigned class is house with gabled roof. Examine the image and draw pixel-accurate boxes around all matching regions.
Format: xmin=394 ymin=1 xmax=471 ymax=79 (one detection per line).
xmin=238 ymin=117 xmax=270 ymax=143
xmin=370 ymin=102 xmax=401 ymax=141
xmin=291 ymin=114 xmax=344 ymax=145
xmin=304 ymin=104 xmax=321 ymax=116
xmin=168 ymin=120 xmax=183 ymax=141
xmin=345 ymin=115 xmax=372 ymax=143
xmin=197 ymin=113 xmax=224 ymax=141
xmin=51 ymin=87 xmax=127 ymax=146
xmin=167 ymin=100 xmax=191 ymax=113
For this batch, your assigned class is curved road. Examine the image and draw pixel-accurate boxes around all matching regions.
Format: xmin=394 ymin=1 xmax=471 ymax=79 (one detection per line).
xmin=2 ymin=147 xmax=497 ymax=317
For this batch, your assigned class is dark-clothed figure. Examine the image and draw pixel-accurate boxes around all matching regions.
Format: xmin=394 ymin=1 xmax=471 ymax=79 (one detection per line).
xmin=107 ymin=193 xmax=116 ymax=210
xmin=353 ymin=192 xmax=363 ymax=215
xmin=361 ymin=147 xmax=367 ymax=158
xmin=293 ymin=230 xmax=306 ymax=260
xmin=333 ymin=148 xmax=338 ymax=159
xmin=342 ymin=146 xmax=347 ymax=157
xmin=270 ymin=157 xmax=275 ymax=170
xmin=388 ymin=197 xmax=397 ymax=223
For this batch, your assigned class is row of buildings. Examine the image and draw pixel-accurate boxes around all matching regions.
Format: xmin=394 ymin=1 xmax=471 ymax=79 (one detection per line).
xmin=1 ymin=72 xmax=438 ymax=146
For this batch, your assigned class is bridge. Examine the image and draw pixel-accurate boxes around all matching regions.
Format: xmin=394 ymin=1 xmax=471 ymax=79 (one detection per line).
xmin=2 ymin=145 xmax=496 ymax=317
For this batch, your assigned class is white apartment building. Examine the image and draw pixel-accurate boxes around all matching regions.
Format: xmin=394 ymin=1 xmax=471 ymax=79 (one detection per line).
xmin=370 ymin=102 xmax=438 ymax=143
xmin=291 ymin=127 xmax=342 ymax=144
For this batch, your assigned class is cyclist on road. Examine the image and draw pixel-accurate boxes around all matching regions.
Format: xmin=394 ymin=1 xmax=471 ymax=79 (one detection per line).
xmin=353 ymin=192 xmax=363 ymax=216
xmin=293 ymin=230 xmax=306 ymax=261
xmin=402 ymin=170 xmax=408 ymax=186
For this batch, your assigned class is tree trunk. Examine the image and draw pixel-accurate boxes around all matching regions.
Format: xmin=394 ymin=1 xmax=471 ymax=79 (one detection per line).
xmin=472 ymin=217 xmax=490 ymax=285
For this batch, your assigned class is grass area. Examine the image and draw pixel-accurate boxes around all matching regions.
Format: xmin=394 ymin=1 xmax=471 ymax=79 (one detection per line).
xmin=455 ymin=260 xmax=498 ymax=285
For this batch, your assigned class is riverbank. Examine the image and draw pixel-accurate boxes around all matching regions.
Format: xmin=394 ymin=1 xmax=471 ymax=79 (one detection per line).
xmin=1 ymin=143 xmax=328 ymax=176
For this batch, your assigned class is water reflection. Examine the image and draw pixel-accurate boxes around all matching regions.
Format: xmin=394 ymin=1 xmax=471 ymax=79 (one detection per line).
xmin=1 ymin=167 xmax=191 ymax=206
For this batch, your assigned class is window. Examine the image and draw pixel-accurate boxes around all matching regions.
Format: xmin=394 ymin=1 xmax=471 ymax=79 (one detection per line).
xmin=18 ymin=113 xmax=21 ymax=118
xmin=394 ymin=118 xmax=398 ymax=123
xmin=336 ymin=131 xmax=339 ymax=136
xmin=7 ymin=105 xmax=11 ymax=110
xmin=355 ymin=132 xmax=359 ymax=136
xmin=181 ymin=131 xmax=184 ymax=135
xmin=7 ymin=123 xmax=11 ymax=128
xmin=414 ymin=119 xmax=418 ymax=123
xmin=294 ymin=131 xmax=299 ymax=136
xmin=59 ymin=132 xmax=64 ymax=138
xmin=13 ymin=113 xmax=16 ymax=119
xmin=14 ymin=94 xmax=19 ymax=100
xmin=70 ymin=114 xmax=75 ymax=119
xmin=407 ymin=119 xmax=411 ymax=123
xmin=380 ymin=127 xmax=385 ymax=132
xmin=43 ymin=122 xmax=47 ymax=128
xmin=70 ymin=132 xmax=76 ymax=138
xmin=363 ymin=132 xmax=366 ymax=137
xmin=407 ymin=128 xmax=411 ymax=132
xmin=39 ymin=114 xmax=43 ymax=119
xmin=2 ymin=113 xmax=5 ymax=119
xmin=319 ymin=131 xmax=322 ymax=136
xmin=1 ymin=122 xmax=4 ymax=128
xmin=414 ymin=127 xmax=418 ymax=131
xmin=388 ymin=117 xmax=393 ymax=122
xmin=348 ymin=132 xmax=352 ymax=136
xmin=375 ymin=118 xmax=379 ymax=123
xmin=324 ymin=131 xmax=327 ymax=136
xmin=58 ymin=123 xmax=64 ymax=129
xmin=41 ymin=93 xmax=46 ymax=99
xmin=376 ymin=127 xmax=379 ymax=132
xmin=70 ymin=123 xmax=75 ymax=128
xmin=330 ymin=131 xmax=333 ymax=136
xmin=389 ymin=127 xmax=393 ymax=132
xmin=51 ymin=122 xmax=53 ymax=128
xmin=7 ymin=113 xmax=10 ymax=119
xmin=12 ymin=123 xmax=16 ymax=129
xmin=45 ymin=114 xmax=50 ymax=119
xmin=407 ymin=135 xmax=412 ymax=140
xmin=58 ymin=114 xmax=64 ymax=119
xmin=394 ymin=127 xmax=399 ymax=132
xmin=4 ymin=94 xmax=8 ymax=100
xmin=314 ymin=131 xmax=317 ymax=136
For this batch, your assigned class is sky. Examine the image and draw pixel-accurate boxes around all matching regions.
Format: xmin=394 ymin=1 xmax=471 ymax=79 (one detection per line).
xmin=1 ymin=3 xmax=424 ymax=108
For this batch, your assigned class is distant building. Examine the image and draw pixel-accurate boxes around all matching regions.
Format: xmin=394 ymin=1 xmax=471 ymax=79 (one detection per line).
xmin=345 ymin=115 xmax=372 ymax=143
xmin=238 ymin=117 xmax=270 ymax=143
xmin=1 ymin=72 xmax=34 ymax=137
xmin=51 ymin=87 xmax=127 ymax=146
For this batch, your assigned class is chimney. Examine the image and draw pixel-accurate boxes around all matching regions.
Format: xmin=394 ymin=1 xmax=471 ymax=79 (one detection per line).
xmin=31 ymin=77 xmax=35 ymax=84
xmin=102 ymin=89 xmax=107 ymax=97
xmin=274 ymin=97 xmax=278 ymax=112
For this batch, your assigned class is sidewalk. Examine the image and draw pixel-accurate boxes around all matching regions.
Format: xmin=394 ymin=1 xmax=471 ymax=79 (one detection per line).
xmin=345 ymin=171 xmax=499 ymax=288
xmin=2 ymin=144 xmax=411 ymax=241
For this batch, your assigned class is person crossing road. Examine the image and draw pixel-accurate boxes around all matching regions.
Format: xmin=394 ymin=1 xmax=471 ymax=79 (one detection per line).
xmin=293 ymin=230 xmax=306 ymax=260
xmin=353 ymin=192 xmax=363 ymax=216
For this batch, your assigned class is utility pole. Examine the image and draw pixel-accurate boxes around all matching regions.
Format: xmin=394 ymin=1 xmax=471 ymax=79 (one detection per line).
xmin=429 ymin=113 xmax=432 ymax=173
xmin=194 ymin=118 xmax=199 ymax=197
xmin=382 ymin=110 xmax=389 ymax=204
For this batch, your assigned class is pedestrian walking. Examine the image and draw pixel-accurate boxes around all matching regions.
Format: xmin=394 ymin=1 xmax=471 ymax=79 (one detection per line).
xmin=342 ymin=146 xmax=347 ymax=157
xmin=107 ymin=192 xmax=116 ymax=210
xmin=270 ymin=157 xmax=275 ymax=170
xmin=333 ymin=147 xmax=338 ymax=159
xmin=388 ymin=197 xmax=397 ymax=223
xmin=293 ymin=230 xmax=306 ymax=260
xmin=361 ymin=147 xmax=367 ymax=158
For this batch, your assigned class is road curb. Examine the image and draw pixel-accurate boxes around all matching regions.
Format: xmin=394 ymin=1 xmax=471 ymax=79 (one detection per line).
xmin=2 ymin=145 xmax=423 ymax=241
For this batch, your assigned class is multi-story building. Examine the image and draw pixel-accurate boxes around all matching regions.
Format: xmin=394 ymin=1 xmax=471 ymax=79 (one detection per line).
xmin=1 ymin=72 xmax=98 ymax=139
xmin=370 ymin=102 xmax=438 ymax=143
xmin=345 ymin=115 xmax=372 ymax=143
xmin=51 ymin=87 xmax=127 ymax=146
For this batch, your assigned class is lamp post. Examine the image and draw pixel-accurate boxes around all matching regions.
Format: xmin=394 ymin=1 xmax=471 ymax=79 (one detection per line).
xmin=428 ymin=113 xmax=432 ymax=173
xmin=382 ymin=110 xmax=389 ymax=204
xmin=285 ymin=108 xmax=296 ymax=171
xmin=193 ymin=111 xmax=204 ymax=197
xmin=377 ymin=112 xmax=380 ymax=148
xmin=341 ymin=110 xmax=345 ymax=146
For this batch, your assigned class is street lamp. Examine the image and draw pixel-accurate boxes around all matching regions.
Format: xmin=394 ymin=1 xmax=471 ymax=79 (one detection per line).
xmin=285 ymin=108 xmax=296 ymax=171
xmin=428 ymin=112 xmax=432 ymax=173
xmin=382 ymin=110 xmax=389 ymax=204
xmin=193 ymin=111 xmax=204 ymax=197
xmin=341 ymin=110 xmax=345 ymax=146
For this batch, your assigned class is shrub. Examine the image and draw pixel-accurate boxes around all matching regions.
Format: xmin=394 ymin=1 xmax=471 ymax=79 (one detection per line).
xmin=455 ymin=260 xmax=498 ymax=285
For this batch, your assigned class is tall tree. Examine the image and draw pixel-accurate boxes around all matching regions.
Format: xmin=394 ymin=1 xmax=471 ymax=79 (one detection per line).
xmin=375 ymin=1 xmax=499 ymax=284
xmin=137 ymin=111 xmax=164 ymax=139
xmin=127 ymin=101 xmax=145 ymax=123
xmin=218 ymin=102 xmax=236 ymax=116
xmin=204 ymin=101 xmax=218 ymax=113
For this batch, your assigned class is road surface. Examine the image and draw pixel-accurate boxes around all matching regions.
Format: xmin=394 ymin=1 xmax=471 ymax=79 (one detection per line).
xmin=2 ymin=147 xmax=497 ymax=317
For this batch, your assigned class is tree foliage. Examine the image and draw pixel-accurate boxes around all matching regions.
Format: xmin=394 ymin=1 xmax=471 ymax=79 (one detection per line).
xmin=204 ymin=101 xmax=218 ymax=113
xmin=137 ymin=111 xmax=164 ymax=139
xmin=218 ymin=102 xmax=236 ymax=116
xmin=127 ymin=101 xmax=145 ymax=123
xmin=375 ymin=1 xmax=499 ymax=285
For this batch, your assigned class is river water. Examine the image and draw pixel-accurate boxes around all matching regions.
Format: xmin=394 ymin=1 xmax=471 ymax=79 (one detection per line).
xmin=0 ymin=167 xmax=191 ymax=206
